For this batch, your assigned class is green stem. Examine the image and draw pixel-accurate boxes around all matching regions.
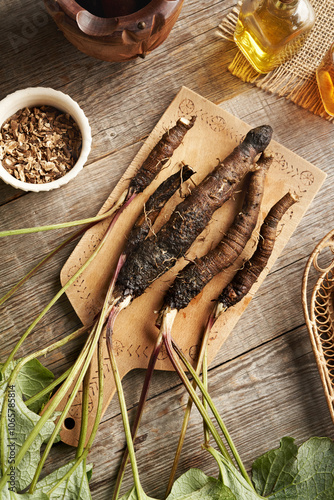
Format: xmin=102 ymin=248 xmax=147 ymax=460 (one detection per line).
xmin=24 ymin=324 xmax=92 ymax=409
xmin=29 ymin=258 xmax=117 ymax=493
xmin=0 ymin=192 xmax=127 ymax=237
xmin=161 ymin=310 xmax=233 ymax=465
xmin=112 ymin=329 xmax=164 ymax=500
xmin=165 ymin=310 xmax=212 ymax=498
xmin=0 ymin=190 xmax=135 ymax=491
xmin=0 ymin=322 xmax=97 ymax=491
xmin=172 ymin=340 xmax=253 ymax=489
xmin=0 ymin=224 xmax=88 ymax=307
xmin=47 ymin=336 xmax=105 ymax=496
xmin=76 ymin=370 xmax=91 ymax=459
xmin=29 ymin=234 xmax=123 ymax=492
xmin=29 ymin=325 xmax=97 ymax=492
xmin=205 ymin=444 xmax=262 ymax=497
xmin=202 ymin=311 xmax=215 ymax=447
xmin=1 ymin=245 xmax=100 ymax=375
xmin=202 ymin=343 xmax=210 ymax=446
xmin=107 ymin=332 xmax=143 ymax=500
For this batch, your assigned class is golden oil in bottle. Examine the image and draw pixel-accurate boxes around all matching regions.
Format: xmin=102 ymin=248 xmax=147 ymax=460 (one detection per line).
xmin=316 ymin=43 xmax=334 ymax=116
xmin=234 ymin=0 xmax=315 ymax=74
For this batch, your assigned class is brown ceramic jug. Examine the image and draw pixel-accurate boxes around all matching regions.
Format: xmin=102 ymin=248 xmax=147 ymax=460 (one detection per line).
xmin=44 ymin=0 xmax=184 ymax=62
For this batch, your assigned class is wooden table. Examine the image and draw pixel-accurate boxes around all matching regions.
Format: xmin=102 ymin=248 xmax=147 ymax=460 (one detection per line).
xmin=1 ymin=1 xmax=334 ymax=498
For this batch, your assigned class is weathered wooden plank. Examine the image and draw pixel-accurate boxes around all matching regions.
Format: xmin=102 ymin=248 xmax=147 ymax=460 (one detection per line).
xmin=1 ymin=0 xmax=334 ymax=498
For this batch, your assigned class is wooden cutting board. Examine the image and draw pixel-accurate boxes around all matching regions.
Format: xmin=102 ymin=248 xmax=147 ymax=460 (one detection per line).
xmin=56 ymin=87 xmax=326 ymax=446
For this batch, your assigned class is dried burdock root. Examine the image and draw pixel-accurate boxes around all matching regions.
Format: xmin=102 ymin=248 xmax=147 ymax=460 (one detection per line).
xmin=164 ymin=154 xmax=273 ymax=311
xmin=127 ymin=116 xmax=196 ymax=198
xmin=216 ymin=191 xmax=298 ymax=315
xmin=116 ymin=125 xmax=273 ymax=301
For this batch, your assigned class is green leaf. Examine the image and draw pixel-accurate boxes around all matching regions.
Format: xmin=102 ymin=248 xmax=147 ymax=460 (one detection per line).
xmin=166 ymin=468 xmax=236 ymax=500
xmin=0 ymin=483 xmax=48 ymax=499
xmin=0 ymin=361 xmax=56 ymax=491
xmin=252 ymin=436 xmax=298 ymax=496
xmin=252 ymin=436 xmax=334 ymax=499
xmin=16 ymin=360 xmax=54 ymax=414
xmin=86 ymin=465 xmax=93 ymax=483
xmin=208 ymin=448 xmax=262 ymax=500
xmin=35 ymin=459 xmax=93 ymax=499
xmin=0 ymin=360 xmax=54 ymax=415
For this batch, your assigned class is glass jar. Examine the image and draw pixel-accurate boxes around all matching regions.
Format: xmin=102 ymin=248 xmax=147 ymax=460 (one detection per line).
xmin=234 ymin=0 xmax=316 ymax=73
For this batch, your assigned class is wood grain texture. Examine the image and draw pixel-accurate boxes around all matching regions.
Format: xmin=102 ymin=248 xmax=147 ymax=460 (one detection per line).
xmin=0 ymin=0 xmax=334 ymax=498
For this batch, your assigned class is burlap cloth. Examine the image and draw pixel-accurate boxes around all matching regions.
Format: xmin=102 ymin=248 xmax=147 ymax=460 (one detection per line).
xmin=218 ymin=0 xmax=334 ymax=122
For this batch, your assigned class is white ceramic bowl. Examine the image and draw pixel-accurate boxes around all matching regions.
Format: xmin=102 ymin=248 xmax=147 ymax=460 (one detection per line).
xmin=0 ymin=87 xmax=92 ymax=192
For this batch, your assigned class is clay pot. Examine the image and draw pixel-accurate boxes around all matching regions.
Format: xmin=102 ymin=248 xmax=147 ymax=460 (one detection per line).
xmin=44 ymin=0 xmax=184 ymax=62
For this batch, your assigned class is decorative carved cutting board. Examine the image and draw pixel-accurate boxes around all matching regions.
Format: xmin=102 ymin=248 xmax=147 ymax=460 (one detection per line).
xmin=57 ymin=87 xmax=326 ymax=446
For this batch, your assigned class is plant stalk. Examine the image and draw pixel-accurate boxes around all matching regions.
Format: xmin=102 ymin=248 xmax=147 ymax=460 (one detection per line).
xmin=0 ymin=322 xmax=95 ymax=480
xmin=160 ymin=310 xmax=233 ymax=465
xmin=0 ymin=191 xmax=127 ymax=238
xmin=107 ymin=335 xmax=143 ymax=500
xmin=1 ymin=192 xmax=135 ymax=376
xmin=76 ymin=369 xmax=91 ymax=459
xmin=112 ymin=329 xmax=164 ymax=500
xmin=46 ymin=336 xmax=105 ymax=495
xmin=165 ymin=308 xmax=213 ymax=498
xmin=172 ymin=338 xmax=253 ymax=489
xmin=0 ymin=225 xmax=89 ymax=307
xmin=25 ymin=367 xmax=71 ymax=408
xmin=29 ymin=246 xmax=120 ymax=492
xmin=28 ymin=326 xmax=97 ymax=492
xmin=37 ymin=246 xmax=126 ymax=487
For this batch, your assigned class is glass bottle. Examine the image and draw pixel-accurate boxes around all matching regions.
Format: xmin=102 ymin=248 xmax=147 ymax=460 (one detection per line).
xmin=234 ymin=0 xmax=316 ymax=74
xmin=316 ymin=43 xmax=334 ymax=116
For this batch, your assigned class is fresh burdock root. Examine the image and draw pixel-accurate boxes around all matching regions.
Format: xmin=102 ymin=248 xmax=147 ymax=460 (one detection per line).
xmin=116 ymin=125 xmax=273 ymax=301
xmin=127 ymin=116 xmax=196 ymax=197
xmin=239 ymin=125 xmax=273 ymax=157
xmin=125 ymin=165 xmax=194 ymax=256
xmin=217 ymin=191 xmax=298 ymax=313
xmin=164 ymin=154 xmax=273 ymax=310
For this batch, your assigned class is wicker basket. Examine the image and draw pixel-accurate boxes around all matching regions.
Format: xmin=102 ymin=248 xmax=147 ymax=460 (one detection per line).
xmin=302 ymin=229 xmax=334 ymax=423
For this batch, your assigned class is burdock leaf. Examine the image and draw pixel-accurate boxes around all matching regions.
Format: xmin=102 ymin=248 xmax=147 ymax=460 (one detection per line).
xmin=16 ymin=359 xmax=54 ymax=414
xmin=0 ymin=360 xmax=54 ymax=414
xmin=166 ymin=468 xmax=236 ymax=499
xmin=0 ymin=361 xmax=56 ymax=491
xmin=210 ymin=450 xmax=262 ymax=500
xmin=0 ymin=483 xmax=48 ymax=499
xmin=252 ymin=436 xmax=297 ymax=496
xmin=252 ymin=436 xmax=334 ymax=499
xmin=35 ymin=459 xmax=93 ymax=499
